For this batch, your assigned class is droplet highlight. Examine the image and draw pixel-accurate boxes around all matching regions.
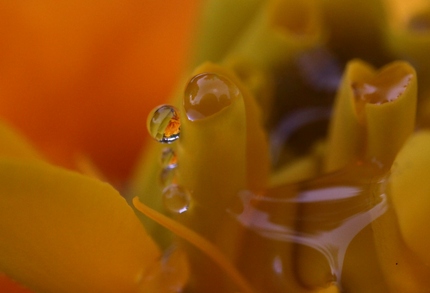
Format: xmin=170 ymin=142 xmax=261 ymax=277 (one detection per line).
xmin=147 ymin=105 xmax=180 ymax=143
xmin=162 ymin=184 xmax=191 ymax=214
xmin=160 ymin=147 xmax=178 ymax=168
xmin=159 ymin=166 xmax=176 ymax=187
xmin=184 ymin=73 xmax=241 ymax=121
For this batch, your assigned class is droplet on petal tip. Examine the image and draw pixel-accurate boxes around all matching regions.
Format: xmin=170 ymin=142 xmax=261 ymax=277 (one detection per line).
xmin=184 ymin=73 xmax=241 ymax=121
xmin=147 ymin=105 xmax=181 ymax=143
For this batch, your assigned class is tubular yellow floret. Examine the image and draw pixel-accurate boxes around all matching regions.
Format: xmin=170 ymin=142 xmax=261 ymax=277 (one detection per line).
xmin=324 ymin=60 xmax=417 ymax=172
xmin=177 ymin=61 xmax=269 ymax=209
xmin=226 ymin=0 xmax=325 ymax=72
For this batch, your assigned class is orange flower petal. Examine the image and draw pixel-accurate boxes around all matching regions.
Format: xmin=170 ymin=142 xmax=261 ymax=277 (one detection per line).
xmin=0 ymin=274 xmax=33 ymax=293
xmin=0 ymin=0 xmax=200 ymax=182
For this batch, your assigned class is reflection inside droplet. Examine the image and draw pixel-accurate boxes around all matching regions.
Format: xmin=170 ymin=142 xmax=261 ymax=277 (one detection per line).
xmin=162 ymin=184 xmax=191 ymax=214
xmin=147 ymin=105 xmax=181 ymax=143
xmin=184 ymin=73 xmax=241 ymax=121
xmin=160 ymin=147 xmax=178 ymax=168
xmin=159 ymin=165 xmax=177 ymax=187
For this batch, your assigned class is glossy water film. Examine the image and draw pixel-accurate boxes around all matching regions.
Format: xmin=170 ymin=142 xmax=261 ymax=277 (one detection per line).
xmin=183 ymin=73 xmax=241 ymax=121
xmin=226 ymin=164 xmax=388 ymax=291
xmin=162 ymin=184 xmax=191 ymax=214
xmin=147 ymin=105 xmax=181 ymax=143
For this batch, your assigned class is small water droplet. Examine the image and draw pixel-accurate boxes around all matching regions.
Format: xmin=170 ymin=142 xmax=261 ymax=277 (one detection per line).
xmin=184 ymin=73 xmax=241 ymax=121
xmin=162 ymin=184 xmax=191 ymax=214
xmin=159 ymin=165 xmax=176 ymax=187
xmin=147 ymin=105 xmax=180 ymax=143
xmin=160 ymin=147 xmax=177 ymax=168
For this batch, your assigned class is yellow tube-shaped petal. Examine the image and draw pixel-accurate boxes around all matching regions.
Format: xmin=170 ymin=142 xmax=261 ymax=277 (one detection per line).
xmin=325 ymin=60 xmax=417 ymax=172
xmin=0 ymin=158 xmax=161 ymax=293
xmin=173 ymin=62 xmax=269 ymax=292
xmin=384 ymin=0 xmax=430 ymax=74
xmin=226 ymin=0 xmax=325 ymax=72
xmin=177 ymin=62 xmax=269 ymax=209
xmin=222 ymin=57 xmax=275 ymax=126
xmin=191 ymin=0 xmax=265 ymax=66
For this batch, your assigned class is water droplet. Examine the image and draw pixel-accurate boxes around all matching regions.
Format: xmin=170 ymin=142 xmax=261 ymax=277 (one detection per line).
xmin=147 ymin=105 xmax=180 ymax=143
xmin=160 ymin=147 xmax=177 ymax=168
xmin=159 ymin=165 xmax=176 ymax=187
xmin=184 ymin=73 xmax=241 ymax=121
xmin=162 ymin=184 xmax=191 ymax=214
xmin=352 ymin=69 xmax=412 ymax=105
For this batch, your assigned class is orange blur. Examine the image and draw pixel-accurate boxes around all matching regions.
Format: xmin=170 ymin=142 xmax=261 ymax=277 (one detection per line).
xmin=0 ymin=0 xmax=200 ymax=184
xmin=0 ymin=1 xmax=199 ymax=290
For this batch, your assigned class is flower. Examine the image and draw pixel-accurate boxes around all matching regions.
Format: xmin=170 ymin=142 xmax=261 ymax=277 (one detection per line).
xmin=0 ymin=0 xmax=199 ymax=184
xmin=0 ymin=0 xmax=198 ymax=291
xmin=3 ymin=0 xmax=430 ymax=292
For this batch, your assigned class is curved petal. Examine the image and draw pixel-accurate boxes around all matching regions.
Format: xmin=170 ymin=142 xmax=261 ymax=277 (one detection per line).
xmin=177 ymin=62 xmax=270 ymax=210
xmin=227 ymin=0 xmax=325 ymax=71
xmin=371 ymin=131 xmax=430 ymax=291
xmin=0 ymin=158 xmax=160 ymax=293
xmin=390 ymin=131 xmax=430 ymax=264
xmin=324 ymin=60 xmax=417 ymax=171
xmin=0 ymin=120 xmax=43 ymax=160
xmin=0 ymin=0 xmax=199 ymax=182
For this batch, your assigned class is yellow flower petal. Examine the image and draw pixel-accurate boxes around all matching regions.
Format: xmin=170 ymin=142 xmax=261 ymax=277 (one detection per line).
xmin=227 ymin=0 xmax=324 ymax=72
xmin=191 ymin=0 xmax=265 ymax=65
xmin=133 ymin=197 xmax=255 ymax=293
xmin=178 ymin=61 xmax=269 ymax=208
xmin=370 ymin=131 xmax=430 ymax=291
xmin=0 ymin=120 xmax=43 ymax=160
xmin=0 ymin=158 xmax=160 ymax=293
xmin=325 ymin=60 xmax=417 ymax=172
xmin=384 ymin=0 xmax=430 ymax=77
xmin=390 ymin=131 xmax=430 ymax=264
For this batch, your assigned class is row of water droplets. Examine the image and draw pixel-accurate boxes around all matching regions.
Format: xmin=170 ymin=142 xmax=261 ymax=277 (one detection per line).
xmin=144 ymin=70 xmax=392 ymax=291
xmin=146 ymin=104 xmax=191 ymax=214
xmin=146 ymin=72 xmax=239 ymax=214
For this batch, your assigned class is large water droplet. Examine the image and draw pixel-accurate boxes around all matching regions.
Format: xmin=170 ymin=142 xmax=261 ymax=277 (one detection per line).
xmin=147 ymin=105 xmax=180 ymax=143
xmin=160 ymin=147 xmax=177 ymax=168
xmin=162 ymin=184 xmax=191 ymax=214
xmin=184 ymin=73 xmax=241 ymax=121
xmin=159 ymin=165 xmax=176 ymax=187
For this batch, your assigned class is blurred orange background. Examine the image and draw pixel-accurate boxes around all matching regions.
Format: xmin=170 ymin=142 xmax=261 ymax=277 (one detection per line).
xmin=0 ymin=0 xmax=200 ymax=184
xmin=0 ymin=1 xmax=199 ymax=290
